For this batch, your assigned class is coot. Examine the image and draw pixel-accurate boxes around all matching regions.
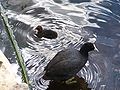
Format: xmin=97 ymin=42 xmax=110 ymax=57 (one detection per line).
xmin=43 ymin=42 xmax=96 ymax=81
xmin=34 ymin=25 xmax=58 ymax=39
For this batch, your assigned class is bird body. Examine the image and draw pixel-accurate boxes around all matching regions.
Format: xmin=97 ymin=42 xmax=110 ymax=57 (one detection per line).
xmin=34 ymin=25 xmax=58 ymax=39
xmin=43 ymin=43 xmax=95 ymax=81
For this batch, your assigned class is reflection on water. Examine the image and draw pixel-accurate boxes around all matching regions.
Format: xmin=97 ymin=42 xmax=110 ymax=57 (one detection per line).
xmin=0 ymin=0 xmax=120 ymax=90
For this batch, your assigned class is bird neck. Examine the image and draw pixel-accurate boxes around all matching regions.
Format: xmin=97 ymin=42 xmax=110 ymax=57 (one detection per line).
xmin=80 ymin=48 xmax=88 ymax=57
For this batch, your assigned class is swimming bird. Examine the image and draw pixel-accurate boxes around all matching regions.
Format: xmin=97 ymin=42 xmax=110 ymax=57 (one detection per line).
xmin=43 ymin=42 xmax=97 ymax=81
xmin=34 ymin=25 xmax=58 ymax=39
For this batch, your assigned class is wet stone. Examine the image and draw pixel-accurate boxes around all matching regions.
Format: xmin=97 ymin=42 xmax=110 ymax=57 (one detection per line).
xmin=47 ymin=76 xmax=91 ymax=90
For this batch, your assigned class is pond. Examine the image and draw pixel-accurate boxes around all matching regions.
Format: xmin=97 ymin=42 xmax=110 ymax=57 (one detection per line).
xmin=0 ymin=0 xmax=120 ymax=90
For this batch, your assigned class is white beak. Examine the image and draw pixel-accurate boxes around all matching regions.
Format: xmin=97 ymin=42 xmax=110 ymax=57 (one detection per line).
xmin=94 ymin=44 xmax=99 ymax=52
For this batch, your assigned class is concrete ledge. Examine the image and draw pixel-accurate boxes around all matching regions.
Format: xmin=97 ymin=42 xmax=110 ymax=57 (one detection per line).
xmin=0 ymin=50 xmax=29 ymax=90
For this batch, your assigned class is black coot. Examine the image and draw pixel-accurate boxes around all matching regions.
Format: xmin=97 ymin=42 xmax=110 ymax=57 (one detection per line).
xmin=43 ymin=42 xmax=95 ymax=81
xmin=34 ymin=25 xmax=58 ymax=39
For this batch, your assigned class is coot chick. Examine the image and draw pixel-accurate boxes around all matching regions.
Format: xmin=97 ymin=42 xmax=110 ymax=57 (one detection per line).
xmin=43 ymin=42 xmax=96 ymax=81
xmin=34 ymin=25 xmax=58 ymax=39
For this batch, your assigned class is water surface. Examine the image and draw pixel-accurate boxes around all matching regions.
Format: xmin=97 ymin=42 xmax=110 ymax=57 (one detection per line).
xmin=0 ymin=0 xmax=120 ymax=90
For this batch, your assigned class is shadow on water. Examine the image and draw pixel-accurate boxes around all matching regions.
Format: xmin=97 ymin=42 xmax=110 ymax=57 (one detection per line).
xmin=47 ymin=76 xmax=91 ymax=90
xmin=0 ymin=0 xmax=120 ymax=90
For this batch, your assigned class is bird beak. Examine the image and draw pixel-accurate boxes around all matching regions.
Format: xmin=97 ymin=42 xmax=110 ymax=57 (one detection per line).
xmin=94 ymin=44 xmax=99 ymax=52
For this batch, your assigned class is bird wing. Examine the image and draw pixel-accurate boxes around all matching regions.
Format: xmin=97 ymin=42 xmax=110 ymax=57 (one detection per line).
xmin=44 ymin=59 xmax=82 ymax=80
xmin=44 ymin=50 xmax=67 ymax=70
xmin=44 ymin=49 xmax=88 ymax=80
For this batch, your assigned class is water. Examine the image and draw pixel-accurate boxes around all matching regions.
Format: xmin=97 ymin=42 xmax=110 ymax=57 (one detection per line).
xmin=0 ymin=0 xmax=120 ymax=90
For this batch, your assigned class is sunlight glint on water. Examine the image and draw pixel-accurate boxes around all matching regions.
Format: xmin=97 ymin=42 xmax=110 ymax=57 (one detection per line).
xmin=0 ymin=0 xmax=120 ymax=90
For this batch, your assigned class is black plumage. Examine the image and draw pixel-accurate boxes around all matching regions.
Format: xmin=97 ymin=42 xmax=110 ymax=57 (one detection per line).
xmin=43 ymin=42 xmax=95 ymax=81
xmin=35 ymin=25 xmax=58 ymax=39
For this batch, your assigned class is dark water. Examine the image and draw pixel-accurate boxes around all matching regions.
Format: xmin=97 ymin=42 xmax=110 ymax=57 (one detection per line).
xmin=0 ymin=0 xmax=120 ymax=90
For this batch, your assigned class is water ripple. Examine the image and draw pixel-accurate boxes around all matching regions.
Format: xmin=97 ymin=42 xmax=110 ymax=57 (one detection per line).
xmin=0 ymin=0 xmax=120 ymax=90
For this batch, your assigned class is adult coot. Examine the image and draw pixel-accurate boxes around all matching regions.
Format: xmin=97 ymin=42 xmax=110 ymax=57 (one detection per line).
xmin=34 ymin=25 xmax=58 ymax=39
xmin=43 ymin=42 xmax=96 ymax=81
